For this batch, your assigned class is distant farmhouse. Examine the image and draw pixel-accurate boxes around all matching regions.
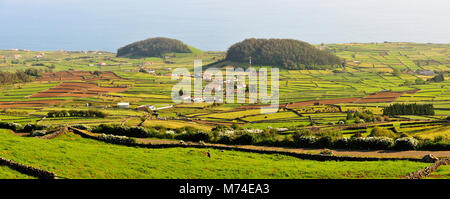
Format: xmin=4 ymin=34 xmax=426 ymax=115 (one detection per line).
xmin=117 ymin=102 xmax=130 ymax=109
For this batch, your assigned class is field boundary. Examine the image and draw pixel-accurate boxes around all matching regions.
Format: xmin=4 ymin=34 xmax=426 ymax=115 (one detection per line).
xmin=0 ymin=157 xmax=57 ymax=179
xmin=405 ymin=159 xmax=450 ymax=179
xmin=38 ymin=126 xmax=69 ymax=139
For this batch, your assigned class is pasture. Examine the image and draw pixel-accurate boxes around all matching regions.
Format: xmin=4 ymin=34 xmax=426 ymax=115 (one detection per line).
xmin=0 ymin=130 xmax=430 ymax=179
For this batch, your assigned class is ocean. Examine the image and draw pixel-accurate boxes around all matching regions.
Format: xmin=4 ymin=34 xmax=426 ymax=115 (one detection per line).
xmin=0 ymin=0 xmax=449 ymax=52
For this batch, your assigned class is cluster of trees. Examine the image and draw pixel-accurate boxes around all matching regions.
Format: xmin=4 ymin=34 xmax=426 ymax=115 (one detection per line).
xmin=0 ymin=68 xmax=43 ymax=84
xmin=428 ymin=73 xmax=445 ymax=83
xmin=346 ymin=110 xmax=386 ymax=123
xmin=383 ymin=103 xmax=434 ymax=116
xmin=225 ymin=38 xmax=341 ymax=69
xmin=47 ymin=110 xmax=108 ymax=118
xmin=402 ymin=78 xmax=426 ymax=86
xmin=117 ymin=37 xmax=191 ymax=57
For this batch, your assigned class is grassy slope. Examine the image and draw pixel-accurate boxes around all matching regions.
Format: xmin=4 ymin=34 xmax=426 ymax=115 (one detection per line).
xmin=0 ymin=129 xmax=428 ymax=179
xmin=0 ymin=165 xmax=35 ymax=179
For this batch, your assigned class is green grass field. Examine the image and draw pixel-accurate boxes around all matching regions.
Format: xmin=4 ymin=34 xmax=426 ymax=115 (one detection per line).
xmin=0 ymin=129 xmax=430 ymax=179
xmin=0 ymin=165 xmax=35 ymax=179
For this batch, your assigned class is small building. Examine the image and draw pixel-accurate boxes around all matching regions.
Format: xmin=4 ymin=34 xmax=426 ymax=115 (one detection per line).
xmin=117 ymin=102 xmax=130 ymax=109
xmin=416 ymin=70 xmax=435 ymax=76
xmin=180 ymin=95 xmax=191 ymax=101
xmin=156 ymin=105 xmax=173 ymax=110
xmin=137 ymin=105 xmax=155 ymax=111
xmin=192 ymin=97 xmax=204 ymax=103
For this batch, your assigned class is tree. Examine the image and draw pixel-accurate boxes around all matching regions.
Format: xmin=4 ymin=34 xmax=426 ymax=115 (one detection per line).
xmin=427 ymin=73 xmax=445 ymax=83
xmin=415 ymin=78 xmax=425 ymax=85
xmin=392 ymin=68 xmax=401 ymax=77
xmin=179 ymin=89 xmax=184 ymax=96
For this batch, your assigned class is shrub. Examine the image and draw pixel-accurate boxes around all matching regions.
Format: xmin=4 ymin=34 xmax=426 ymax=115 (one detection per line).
xmin=394 ymin=137 xmax=419 ymax=150
xmin=348 ymin=137 xmax=393 ymax=150
xmin=333 ymin=137 xmax=349 ymax=149
xmin=97 ymin=134 xmax=137 ymax=145
xmin=348 ymin=137 xmax=367 ymax=149
xmin=23 ymin=123 xmax=50 ymax=132
xmin=92 ymin=124 xmax=152 ymax=138
xmin=293 ymin=135 xmax=317 ymax=148
xmin=0 ymin=122 xmax=22 ymax=131
xmin=369 ymin=127 xmax=397 ymax=139
xmin=316 ymin=136 xmax=333 ymax=148
xmin=218 ymin=135 xmax=233 ymax=144
xmin=176 ymin=132 xmax=211 ymax=142
xmin=31 ymin=130 xmax=47 ymax=137
xmin=369 ymin=137 xmax=394 ymax=149
xmin=419 ymin=140 xmax=450 ymax=151
xmin=233 ymin=133 xmax=256 ymax=145
xmin=258 ymin=138 xmax=277 ymax=146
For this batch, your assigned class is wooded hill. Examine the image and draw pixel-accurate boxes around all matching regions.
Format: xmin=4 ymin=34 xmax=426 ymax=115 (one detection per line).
xmin=222 ymin=38 xmax=341 ymax=69
xmin=117 ymin=37 xmax=192 ymax=58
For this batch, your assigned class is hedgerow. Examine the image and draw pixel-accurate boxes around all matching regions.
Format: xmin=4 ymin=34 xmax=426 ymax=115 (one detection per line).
xmin=97 ymin=134 xmax=137 ymax=145
xmin=0 ymin=122 xmax=22 ymax=131
xmin=394 ymin=137 xmax=419 ymax=150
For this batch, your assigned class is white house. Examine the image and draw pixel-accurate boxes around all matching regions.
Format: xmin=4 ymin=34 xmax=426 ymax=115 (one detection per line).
xmin=117 ymin=102 xmax=130 ymax=109
xmin=180 ymin=95 xmax=191 ymax=101
xmin=137 ymin=105 xmax=155 ymax=111
xmin=192 ymin=97 xmax=204 ymax=103
xmin=156 ymin=105 xmax=173 ymax=110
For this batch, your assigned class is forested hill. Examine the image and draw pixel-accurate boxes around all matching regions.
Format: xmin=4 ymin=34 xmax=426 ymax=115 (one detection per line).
xmin=116 ymin=37 xmax=192 ymax=58
xmin=224 ymin=38 xmax=342 ymax=69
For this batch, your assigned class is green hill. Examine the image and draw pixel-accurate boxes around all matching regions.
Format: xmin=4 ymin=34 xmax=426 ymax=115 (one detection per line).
xmin=222 ymin=38 xmax=341 ymax=69
xmin=117 ymin=37 xmax=192 ymax=58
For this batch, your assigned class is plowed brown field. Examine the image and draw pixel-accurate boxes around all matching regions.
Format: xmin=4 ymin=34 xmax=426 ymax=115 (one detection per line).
xmin=29 ymin=82 xmax=129 ymax=98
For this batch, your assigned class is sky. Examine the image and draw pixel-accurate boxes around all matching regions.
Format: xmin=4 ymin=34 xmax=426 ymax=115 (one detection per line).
xmin=0 ymin=0 xmax=449 ymax=52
